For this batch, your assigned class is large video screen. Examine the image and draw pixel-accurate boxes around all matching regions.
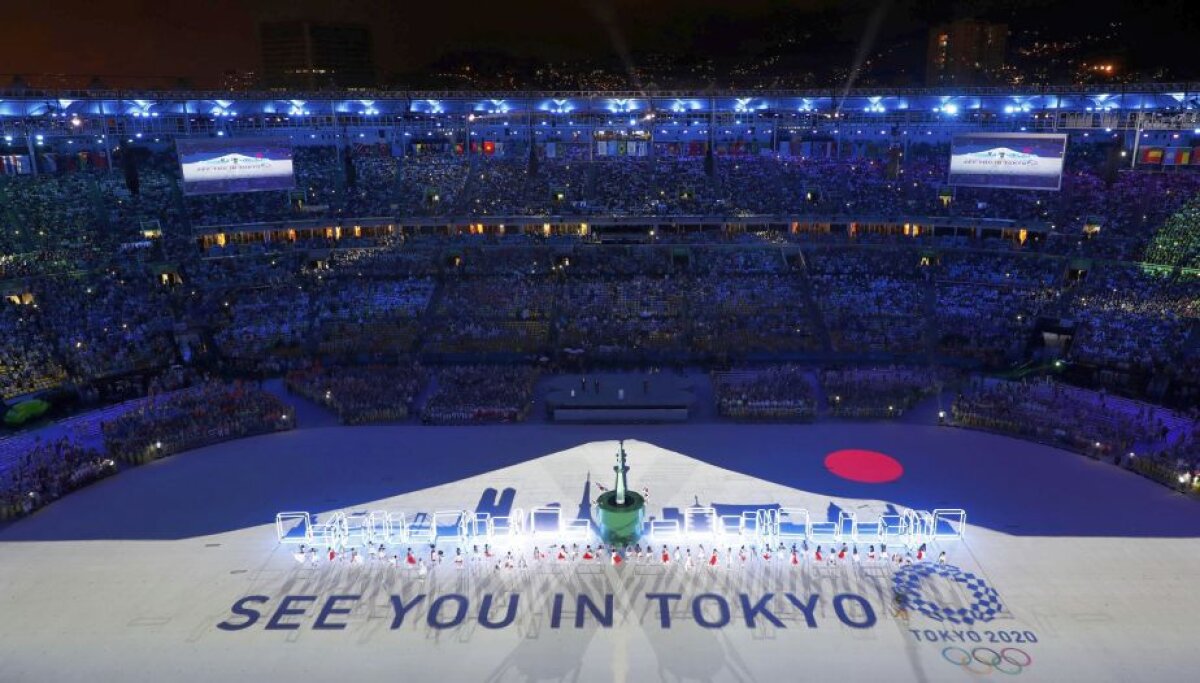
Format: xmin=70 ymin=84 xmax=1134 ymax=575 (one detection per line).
xmin=948 ymin=133 xmax=1068 ymax=191
xmin=176 ymin=138 xmax=294 ymax=195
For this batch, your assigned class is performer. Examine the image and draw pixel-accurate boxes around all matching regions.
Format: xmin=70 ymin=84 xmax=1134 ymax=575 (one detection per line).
xmin=685 ymin=549 xmax=694 ymax=572
xmin=376 ymin=544 xmax=387 ymax=562
xmin=405 ymin=548 xmax=417 ymax=567
xmin=790 ymin=545 xmax=800 ymax=567
xmin=484 ymin=544 xmax=494 ymax=560
xmin=762 ymin=545 xmax=772 ymax=562
xmin=328 ymin=547 xmax=338 ymax=563
xmin=709 ymin=547 xmax=720 ymax=568
xmin=308 ymin=547 xmax=319 ymax=565
xmin=293 ymin=545 xmax=307 ymax=564
xmin=868 ymin=545 xmax=876 ymax=562
xmin=661 ymin=545 xmax=671 ymax=565
xmin=814 ymin=546 xmax=823 ymax=563
xmin=739 ymin=545 xmax=748 ymax=566
xmin=612 ymin=549 xmax=623 ymax=566
xmin=837 ymin=545 xmax=847 ymax=561
xmin=673 ymin=546 xmax=682 ymax=564
xmin=852 ymin=546 xmax=860 ymax=565
xmin=417 ymin=559 xmax=427 ymax=578
xmin=454 ymin=548 xmax=465 ymax=569
xmin=389 ymin=554 xmax=399 ymax=568
xmin=916 ymin=543 xmax=927 ymax=561
xmin=938 ymin=551 xmax=947 ymax=565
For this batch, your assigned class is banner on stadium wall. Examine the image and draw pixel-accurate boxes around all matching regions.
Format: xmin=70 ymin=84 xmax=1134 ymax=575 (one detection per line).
xmin=1161 ymin=148 xmax=1192 ymax=166
xmin=1139 ymin=148 xmax=1164 ymax=165
xmin=176 ymin=138 xmax=295 ymax=195
xmin=948 ymin=132 xmax=1068 ymax=190
xmin=1 ymin=154 xmax=32 ymax=175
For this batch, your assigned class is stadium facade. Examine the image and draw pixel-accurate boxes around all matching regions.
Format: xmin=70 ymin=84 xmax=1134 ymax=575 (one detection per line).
xmin=2 ymin=83 xmax=1199 ymax=146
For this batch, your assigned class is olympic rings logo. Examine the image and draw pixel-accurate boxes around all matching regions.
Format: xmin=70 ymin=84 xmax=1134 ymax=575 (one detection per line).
xmin=942 ymin=646 xmax=1032 ymax=675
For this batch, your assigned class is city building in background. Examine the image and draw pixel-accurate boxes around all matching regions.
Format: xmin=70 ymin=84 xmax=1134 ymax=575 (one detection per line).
xmin=260 ymin=21 xmax=376 ymax=89
xmin=926 ymin=19 xmax=1008 ymax=86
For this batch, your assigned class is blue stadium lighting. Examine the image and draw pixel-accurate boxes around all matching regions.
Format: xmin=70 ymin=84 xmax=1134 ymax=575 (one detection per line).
xmin=608 ymin=98 xmax=636 ymax=114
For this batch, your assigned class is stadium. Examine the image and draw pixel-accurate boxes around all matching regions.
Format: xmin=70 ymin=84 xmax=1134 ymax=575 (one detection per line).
xmin=2 ymin=9 xmax=1200 ymax=681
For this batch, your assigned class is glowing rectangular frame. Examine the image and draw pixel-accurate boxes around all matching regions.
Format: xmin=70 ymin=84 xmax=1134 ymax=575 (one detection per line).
xmin=876 ymin=514 xmax=907 ymax=542
xmin=345 ymin=510 xmax=371 ymax=542
xmin=777 ymin=507 xmax=810 ymax=542
xmin=471 ymin=512 xmax=494 ymax=540
xmin=491 ymin=507 xmax=524 ymax=538
xmin=741 ymin=511 xmax=762 ymax=540
xmin=931 ymin=508 xmax=967 ymax=540
xmin=717 ymin=514 xmax=744 ymax=539
xmin=386 ymin=511 xmax=408 ymax=543
xmin=312 ymin=511 xmax=348 ymax=548
xmin=276 ymin=512 xmax=312 ymax=544
xmin=432 ymin=510 xmax=470 ymax=543
xmin=836 ymin=510 xmax=858 ymax=543
xmin=650 ymin=519 xmax=681 ymax=542
xmin=364 ymin=510 xmax=392 ymax=545
xmin=563 ymin=518 xmax=592 ymax=541
xmin=529 ymin=506 xmax=563 ymax=537
xmin=406 ymin=512 xmax=435 ymax=544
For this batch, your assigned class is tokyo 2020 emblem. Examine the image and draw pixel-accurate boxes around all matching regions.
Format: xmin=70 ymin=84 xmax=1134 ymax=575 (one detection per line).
xmin=893 ymin=563 xmax=1004 ymax=625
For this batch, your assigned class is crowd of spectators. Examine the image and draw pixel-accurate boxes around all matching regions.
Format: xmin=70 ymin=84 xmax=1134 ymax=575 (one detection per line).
xmin=952 ymin=378 xmax=1198 ymax=491
xmin=0 ymin=436 xmax=115 ymax=521
xmin=286 ymin=364 xmax=425 ymax=424
xmin=806 ymin=248 xmax=928 ymax=355
xmin=421 ymin=365 xmax=539 ymax=424
xmin=101 ymin=381 xmax=295 ymax=463
xmin=713 ymin=365 xmax=815 ymax=420
xmin=822 ymin=365 xmax=948 ymax=418
xmin=3 ymin=140 xmax=1198 ymax=514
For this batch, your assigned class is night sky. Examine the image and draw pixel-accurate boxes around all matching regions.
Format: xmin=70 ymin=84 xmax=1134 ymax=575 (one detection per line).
xmin=2 ymin=0 xmax=1197 ymax=86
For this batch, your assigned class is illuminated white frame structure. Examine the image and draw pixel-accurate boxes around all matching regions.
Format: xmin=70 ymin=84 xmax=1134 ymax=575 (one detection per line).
xmin=528 ymin=506 xmax=563 ymax=537
xmin=276 ymin=512 xmax=312 ymax=544
xmin=776 ymin=507 xmax=810 ymax=544
xmin=649 ymin=519 xmax=681 ymax=542
xmin=274 ymin=504 xmax=967 ymax=550
xmin=717 ymin=514 xmax=744 ymax=541
xmin=931 ymin=508 xmax=967 ymax=540
xmin=432 ymin=510 xmax=471 ymax=544
xmin=312 ymin=511 xmax=349 ymax=548
xmin=876 ymin=513 xmax=907 ymax=543
xmin=492 ymin=507 xmax=525 ymax=539
xmin=406 ymin=512 xmax=436 ymax=545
